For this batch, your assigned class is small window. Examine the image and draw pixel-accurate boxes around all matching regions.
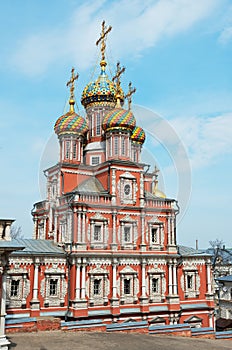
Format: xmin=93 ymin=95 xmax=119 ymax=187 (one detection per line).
xmin=73 ymin=141 xmax=77 ymax=159
xmin=122 ymin=138 xmax=125 ymax=155
xmin=151 ymin=228 xmax=158 ymax=243
xmin=66 ymin=141 xmax=70 ymax=159
xmin=94 ymin=225 xmax=101 ymax=241
xmin=114 ymin=136 xmax=118 ymax=155
xmin=96 ymin=113 xmax=101 ymax=136
xmin=187 ymin=275 xmax=193 ymax=289
xmin=151 ymin=278 xmax=159 ymax=293
xmin=10 ymin=279 xmax=20 ymax=297
xmin=93 ymin=279 xmax=101 ymax=295
xmin=49 ymin=279 xmax=58 ymax=296
xmin=124 ymin=226 xmax=131 ymax=242
xmin=230 ymin=288 xmax=232 ymax=300
xmin=133 ymin=149 xmax=137 ymax=162
xmin=91 ymin=156 xmax=100 ymax=165
xmin=124 ymin=279 xmax=131 ymax=294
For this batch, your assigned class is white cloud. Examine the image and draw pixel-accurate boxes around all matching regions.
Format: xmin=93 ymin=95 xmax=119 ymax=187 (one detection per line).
xmin=169 ymin=113 xmax=232 ymax=168
xmin=10 ymin=0 xmax=220 ymax=76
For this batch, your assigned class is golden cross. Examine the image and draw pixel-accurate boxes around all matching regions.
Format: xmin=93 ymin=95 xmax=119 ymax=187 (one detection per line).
xmin=66 ymin=67 xmax=79 ymax=100
xmin=125 ymin=82 xmax=136 ymax=110
xmin=112 ymin=61 xmax=125 ymax=91
xmin=96 ymin=20 xmax=112 ymax=62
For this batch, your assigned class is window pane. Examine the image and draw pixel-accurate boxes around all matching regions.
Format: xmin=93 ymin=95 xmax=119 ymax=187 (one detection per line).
xmin=73 ymin=142 xmax=77 ymax=159
xmin=124 ymin=279 xmax=131 ymax=294
xmin=66 ymin=141 xmax=70 ymax=159
xmin=96 ymin=114 xmax=101 ymax=135
xmin=91 ymin=156 xmax=100 ymax=165
xmin=152 ymin=278 xmax=158 ymax=293
xmin=114 ymin=136 xmax=118 ymax=155
xmin=151 ymin=228 xmax=158 ymax=243
xmin=11 ymin=280 xmax=20 ymax=297
xmin=93 ymin=279 xmax=101 ymax=295
xmin=50 ymin=279 xmax=58 ymax=296
xmin=124 ymin=227 xmax=130 ymax=242
xmin=94 ymin=225 xmax=101 ymax=241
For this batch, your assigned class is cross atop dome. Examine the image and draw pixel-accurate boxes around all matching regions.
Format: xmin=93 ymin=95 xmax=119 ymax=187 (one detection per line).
xmin=96 ymin=20 xmax=112 ymax=68
xmin=113 ymin=61 xmax=125 ymax=107
xmin=66 ymin=67 xmax=79 ymax=112
xmin=125 ymin=82 xmax=136 ymax=110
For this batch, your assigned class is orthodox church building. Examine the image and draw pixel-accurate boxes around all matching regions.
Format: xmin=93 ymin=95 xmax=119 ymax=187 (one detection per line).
xmin=6 ymin=22 xmax=214 ymax=329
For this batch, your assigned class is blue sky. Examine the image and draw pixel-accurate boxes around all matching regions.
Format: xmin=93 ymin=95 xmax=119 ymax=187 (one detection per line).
xmin=1 ymin=0 xmax=232 ymax=248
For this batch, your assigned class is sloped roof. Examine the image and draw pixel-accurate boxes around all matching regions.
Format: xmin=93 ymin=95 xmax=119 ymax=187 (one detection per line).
xmin=178 ymin=245 xmax=212 ymax=257
xmin=217 ymin=274 xmax=232 ymax=282
xmin=73 ymin=177 xmax=108 ymax=194
xmin=10 ymin=239 xmax=65 ymax=256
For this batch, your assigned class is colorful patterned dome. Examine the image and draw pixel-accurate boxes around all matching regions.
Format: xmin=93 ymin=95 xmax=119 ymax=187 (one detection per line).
xmin=102 ymin=108 xmax=136 ymax=132
xmin=54 ymin=108 xmax=88 ymax=136
xmin=81 ymin=62 xmax=123 ymax=108
xmin=131 ymin=126 xmax=146 ymax=144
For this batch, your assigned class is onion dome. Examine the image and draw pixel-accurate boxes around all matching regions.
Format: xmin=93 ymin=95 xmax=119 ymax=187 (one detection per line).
xmin=102 ymin=107 xmax=136 ymax=132
xmin=54 ymin=100 xmax=88 ymax=136
xmin=81 ymin=61 xmax=124 ymax=108
xmin=131 ymin=126 xmax=146 ymax=144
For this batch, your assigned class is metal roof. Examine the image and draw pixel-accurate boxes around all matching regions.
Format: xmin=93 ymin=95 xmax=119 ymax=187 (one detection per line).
xmin=10 ymin=239 xmax=65 ymax=256
xmin=217 ymin=275 xmax=232 ymax=282
xmin=73 ymin=177 xmax=108 ymax=194
xmin=178 ymin=245 xmax=212 ymax=257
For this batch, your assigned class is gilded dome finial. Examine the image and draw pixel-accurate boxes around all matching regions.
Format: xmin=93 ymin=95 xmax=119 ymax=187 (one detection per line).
xmin=66 ymin=67 xmax=79 ymax=112
xmin=96 ymin=20 xmax=112 ymax=69
xmin=125 ymin=82 xmax=136 ymax=110
xmin=112 ymin=61 xmax=125 ymax=108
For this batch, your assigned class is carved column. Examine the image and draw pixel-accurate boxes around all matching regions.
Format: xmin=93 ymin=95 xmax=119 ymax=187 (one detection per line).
xmin=75 ymin=259 xmax=81 ymax=300
xmin=140 ymin=212 xmax=146 ymax=251
xmin=111 ymin=211 xmax=117 ymax=250
xmin=81 ymin=259 xmax=86 ymax=299
xmin=140 ymin=259 xmax=148 ymax=303
xmin=173 ymin=259 xmax=177 ymax=295
xmin=206 ymin=262 xmax=212 ymax=294
xmin=168 ymin=261 xmax=173 ymax=295
xmin=30 ymin=259 xmax=40 ymax=309
xmin=111 ymin=168 xmax=116 ymax=205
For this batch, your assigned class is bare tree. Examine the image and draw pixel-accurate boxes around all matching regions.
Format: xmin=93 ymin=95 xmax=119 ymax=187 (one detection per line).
xmin=10 ymin=224 xmax=24 ymax=239
xmin=209 ymin=239 xmax=224 ymax=249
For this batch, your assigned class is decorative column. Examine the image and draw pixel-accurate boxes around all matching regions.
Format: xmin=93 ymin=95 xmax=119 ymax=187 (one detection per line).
xmin=111 ymin=168 xmax=116 ymax=205
xmin=168 ymin=261 xmax=173 ymax=295
xmin=133 ymin=274 xmax=137 ymax=302
xmin=33 ymin=218 xmax=38 ymax=240
xmin=81 ymin=259 xmax=86 ymax=300
xmin=140 ymin=212 xmax=146 ymax=251
xmin=54 ymin=214 xmax=58 ymax=243
xmin=78 ymin=209 xmax=81 ymax=243
xmin=173 ymin=259 xmax=177 ymax=295
xmin=75 ymin=259 xmax=81 ymax=300
xmin=140 ymin=259 xmax=148 ymax=303
xmin=206 ymin=262 xmax=212 ymax=294
xmin=111 ymin=211 xmax=117 ymax=250
xmin=30 ymin=259 xmax=40 ymax=310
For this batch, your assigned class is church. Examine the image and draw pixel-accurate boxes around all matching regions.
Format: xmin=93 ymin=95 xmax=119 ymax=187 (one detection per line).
xmin=6 ymin=21 xmax=214 ymax=330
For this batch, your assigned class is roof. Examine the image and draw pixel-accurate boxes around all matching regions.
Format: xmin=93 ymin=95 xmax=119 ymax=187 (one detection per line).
xmin=217 ymin=274 xmax=232 ymax=282
xmin=178 ymin=245 xmax=212 ymax=257
xmin=73 ymin=177 xmax=108 ymax=194
xmin=10 ymin=239 xmax=65 ymax=256
xmin=0 ymin=240 xmax=24 ymax=251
